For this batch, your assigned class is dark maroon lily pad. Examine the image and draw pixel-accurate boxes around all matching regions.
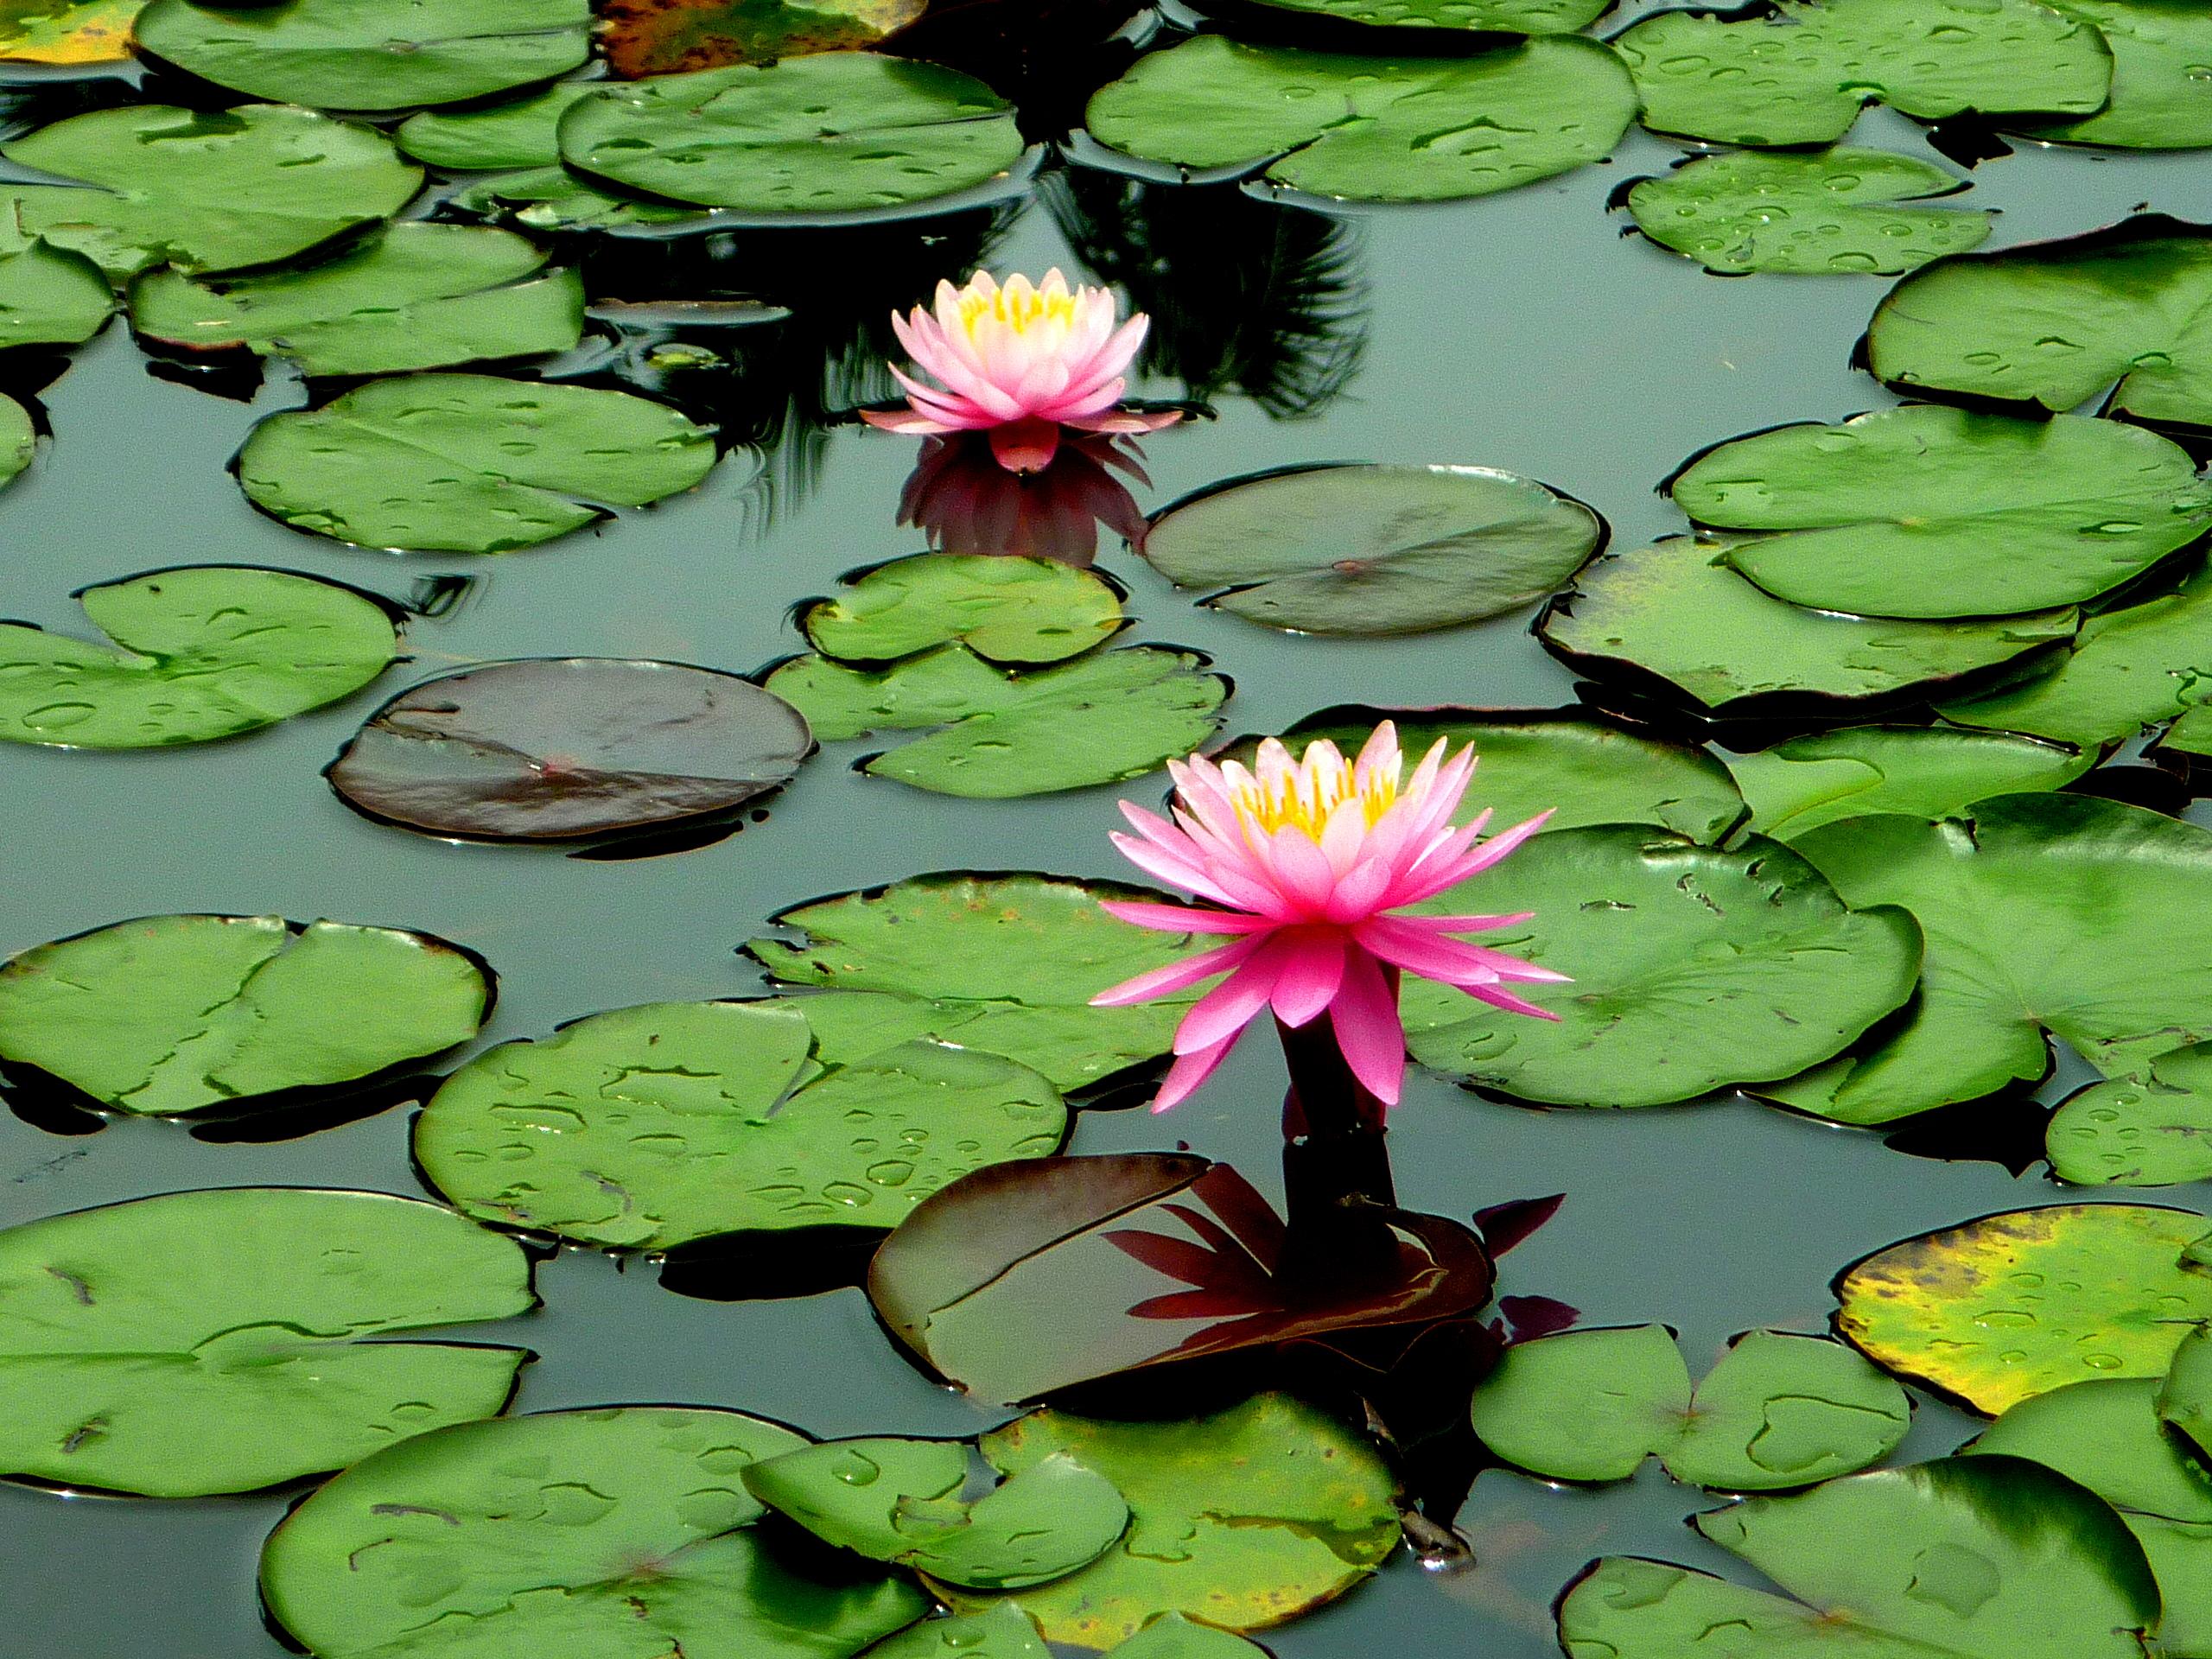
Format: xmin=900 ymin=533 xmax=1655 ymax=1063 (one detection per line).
xmin=327 ymin=658 xmax=812 ymax=843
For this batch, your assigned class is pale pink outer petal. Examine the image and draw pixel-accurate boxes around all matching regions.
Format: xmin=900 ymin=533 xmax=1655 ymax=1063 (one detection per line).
xmin=860 ymin=408 xmax=960 ymax=435
xmin=1090 ymin=934 xmax=1264 ymax=1008
xmin=1063 ymin=409 xmax=1183 ymax=435
xmin=1330 ymin=947 xmax=1407 ymax=1106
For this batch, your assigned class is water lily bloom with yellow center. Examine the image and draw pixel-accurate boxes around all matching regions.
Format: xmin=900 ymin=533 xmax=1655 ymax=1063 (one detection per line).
xmin=1092 ymin=723 xmax=1566 ymax=1112
xmin=862 ymin=269 xmax=1180 ymax=474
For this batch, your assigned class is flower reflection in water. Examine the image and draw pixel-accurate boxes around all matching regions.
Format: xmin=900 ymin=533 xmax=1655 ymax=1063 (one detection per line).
xmin=894 ymin=430 xmax=1151 ymax=567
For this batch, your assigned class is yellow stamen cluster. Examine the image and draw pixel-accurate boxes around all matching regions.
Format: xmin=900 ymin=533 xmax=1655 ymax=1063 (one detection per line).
xmin=957 ymin=276 xmax=1077 ymax=338
xmin=1230 ymin=742 xmax=1400 ymax=842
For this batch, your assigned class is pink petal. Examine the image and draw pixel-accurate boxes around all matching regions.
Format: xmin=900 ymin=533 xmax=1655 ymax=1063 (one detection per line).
xmin=1098 ymin=899 xmax=1272 ymax=936
xmin=1331 ymin=947 xmax=1407 ymax=1107
xmin=1464 ymin=982 xmax=1564 ymax=1020
xmin=860 ymin=408 xmax=959 ymax=435
xmin=1064 ymin=409 xmax=1183 ymax=435
xmin=1090 ymin=935 xmax=1262 ymax=1007
xmin=1152 ymin=1032 xmax=1237 ymax=1112
xmin=1356 ymin=917 xmax=1568 ymax=987
xmin=1269 ymin=930 xmax=1346 ymax=1027
xmin=1173 ymin=941 xmax=1290 ymax=1052
xmin=988 ymin=418 xmax=1060 ymax=474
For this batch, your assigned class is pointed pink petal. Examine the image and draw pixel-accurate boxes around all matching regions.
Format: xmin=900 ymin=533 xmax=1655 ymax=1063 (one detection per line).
xmin=1152 ymin=1032 xmax=1237 ymax=1112
xmin=861 ymin=408 xmax=960 ymax=435
xmin=1464 ymin=982 xmax=1563 ymax=1020
xmin=1331 ymin=947 xmax=1406 ymax=1107
xmin=1065 ymin=409 xmax=1183 ymax=435
xmin=1099 ymin=899 xmax=1272 ymax=936
xmin=1090 ymin=934 xmax=1264 ymax=1007
xmin=1269 ymin=931 xmax=1346 ymax=1028
xmin=1174 ymin=942 xmax=1290 ymax=1052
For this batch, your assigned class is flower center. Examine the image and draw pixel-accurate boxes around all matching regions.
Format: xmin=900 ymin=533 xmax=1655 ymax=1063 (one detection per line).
xmin=1231 ymin=747 xmax=1400 ymax=842
xmin=958 ymin=283 xmax=1077 ymax=339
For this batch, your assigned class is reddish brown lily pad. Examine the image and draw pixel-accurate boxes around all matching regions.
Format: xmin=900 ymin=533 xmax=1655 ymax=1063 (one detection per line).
xmin=600 ymin=0 xmax=926 ymax=78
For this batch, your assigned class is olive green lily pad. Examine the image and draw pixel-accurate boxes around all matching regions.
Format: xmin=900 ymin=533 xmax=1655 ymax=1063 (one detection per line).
xmin=1836 ymin=1203 xmax=2212 ymax=1413
xmin=1538 ymin=537 xmax=2078 ymax=717
xmin=0 ymin=392 xmax=33 ymax=490
xmin=1471 ymin=1325 xmax=1910 ymax=1488
xmin=260 ymin=1406 xmax=929 ymax=1659
xmin=1141 ymin=463 xmax=1603 ymax=635
xmin=559 ymin=56 xmax=1022 ymax=215
xmin=0 ymin=0 xmax=138 ymax=63
xmin=0 ymin=912 xmax=490 ymax=1116
xmin=134 ymin=0 xmax=592 ymax=113
xmin=0 ymin=565 xmax=398 ymax=750
xmin=0 ymin=1188 xmax=531 ymax=1497
xmin=2017 ymin=0 xmax=2212 ymax=149
xmin=1867 ymin=216 xmax=2212 ymax=431
xmin=2049 ymin=1041 xmax=2212 ymax=1186
xmin=415 ymin=999 xmax=1065 ymax=1250
xmin=867 ymin=1607 xmax=1048 ymax=1659
xmin=130 ymin=222 xmax=582 ymax=378
xmin=237 ymin=373 xmax=717 ymax=554
xmin=1400 ymin=824 xmax=1923 ymax=1108
xmin=746 ymin=873 xmax=1203 ymax=1092
xmin=743 ymin=1438 xmax=1128 ymax=1588
xmin=397 ymin=82 xmax=597 ymax=170
xmin=1767 ymin=794 xmax=2212 ymax=1125
xmin=1969 ymin=1376 xmax=2212 ymax=1523
xmin=949 ymin=1395 xmax=1400 ymax=1648
xmin=764 ymin=644 xmax=1227 ymax=798
xmin=1612 ymin=0 xmax=2113 ymax=148
xmin=1730 ymin=727 xmax=2092 ymax=841
xmin=1674 ymin=407 xmax=2212 ymax=620
xmin=600 ymin=0 xmax=928 ymax=79
xmin=447 ymin=165 xmax=702 ymax=232
xmin=1242 ymin=0 xmax=1608 ymax=29
xmin=0 ymin=233 xmax=113 ymax=349
xmin=1109 ymin=1618 xmax=1270 ymax=1658
xmin=1625 ymin=147 xmax=1990 ymax=276
xmin=0 ymin=104 xmax=422 ymax=282
xmin=800 ymin=555 xmax=1124 ymax=665
xmin=1084 ymin=35 xmax=1637 ymax=204
xmin=1559 ymin=1456 xmax=2161 ymax=1657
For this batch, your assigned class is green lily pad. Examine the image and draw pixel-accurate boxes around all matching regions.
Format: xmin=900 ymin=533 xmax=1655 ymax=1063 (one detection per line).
xmin=764 ymin=645 xmax=1227 ymax=798
xmin=1612 ymin=0 xmax=2113 ymax=147
xmin=744 ymin=1438 xmax=1128 ymax=1588
xmin=397 ymin=81 xmax=598 ymax=170
xmin=1140 ymin=463 xmax=1602 ymax=636
xmin=134 ymin=0 xmax=592 ymax=113
xmin=866 ymin=1607 xmax=1048 ymax=1659
xmin=415 ymin=999 xmax=1065 ymax=1250
xmin=0 ymin=1187 xmax=531 ymax=1497
xmin=1970 ymin=1376 xmax=2212 ymax=1523
xmin=1240 ymin=0 xmax=1608 ymax=28
xmin=1559 ymin=1456 xmax=2161 ymax=1657
xmin=0 ymin=565 xmax=398 ymax=750
xmin=0 ymin=0 xmax=138 ymax=63
xmin=600 ymin=0 xmax=928 ymax=78
xmin=2050 ymin=1040 xmax=2212 ymax=1186
xmin=1109 ymin=1618 xmax=1271 ymax=1658
xmin=0 ymin=912 xmax=490 ymax=1116
xmin=1941 ymin=561 xmax=2212 ymax=749
xmin=2017 ymin=0 xmax=2212 ymax=149
xmin=0 ymin=392 xmax=34 ymax=491
xmin=2160 ymin=1325 xmax=2212 ymax=1460
xmin=1471 ymin=1325 xmax=1911 ymax=1488
xmin=1866 ymin=216 xmax=2212 ymax=431
xmin=1729 ymin=727 xmax=2092 ymax=841
xmin=0 ymin=233 xmax=113 ymax=349
xmin=1084 ymin=35 xmax=1637 ymax=204
xmin=259 ymin=1406 xmax=929 ymax=1659
xmin=746 ymin=873 xmax=1202 ymax=1092
xmin=0 ymin=103 xmax=422 ymax=282
xmin=1674 ymin=407 xmax=2212 ymax=620
xmin=1767 ymin=794 xmax=2212 ymax=1125
xmin=558 ymin=56 xmax=1022 ymax=215
xmin=237 ymin=373 xmax=718 ymax=554
xmin=800 ymin=555 xmax=1124 ymax=665
xmin=448 ymin=164 xmax=702 ymax=232
xmin=1836 ymin=1203 xmax=2212 ymax=1413
xmin=130 ymin=222 xmax=583 ymax=378
xmin=1625 ymin=147 xmax=1990 ymax=276
xmin=1538 ymin=537 xmax=2078 ymax=717
xmin=950 ymin=1395 xmax=1400 ymax=1648
xmin=1400 ymin=824 xmax=1923 ymax=1108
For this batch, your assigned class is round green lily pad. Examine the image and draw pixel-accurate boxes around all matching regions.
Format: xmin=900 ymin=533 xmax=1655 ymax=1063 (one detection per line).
xmin=1728 ymin=727 xmax=2092 ymax=842
xmin=0 ymin=234 xmax=113 ymax=349
xmin=800 ymin=555 xmax=1125 ymax=665
xmin=0 ymin=1187 xmax=532 ymax=1497
xmin=237 ymin=373 xmax=718 ymax=554
xmin=1109 ymin=1615 xmax=1272 ymax=1658
xmin=397 ymin=80 xmax=599 ymax=170
xmin=2015 ymin=0 xmax=2212 ymax=149
xmin=0 ymin=912 xmax=491 ymax=1116
xmin=448 ymin=164 xmax=702 ymax=232
xmin=1971 ymin=1376 xmax=2212 ymax=1522
xmin=0 ymin=392 xmax=34 ymax=492
xmin=2050 ymin=1041 xmax=2212 ymax=1187
xmin=866 ymin=1606 xmax=1048 ymax=1658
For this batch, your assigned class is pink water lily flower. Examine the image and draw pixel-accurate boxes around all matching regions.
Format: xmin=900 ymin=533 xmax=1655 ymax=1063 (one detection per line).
xmin=862 ymin=269 xmax=1180 ymax=474
xmin=1092 ymin=723 xmax=1567 ymax=1112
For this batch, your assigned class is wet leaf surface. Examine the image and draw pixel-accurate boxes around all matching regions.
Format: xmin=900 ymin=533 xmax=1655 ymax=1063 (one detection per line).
xmin=1239 ymin=0 xmax=1606 ymax=27
xmin=600 ymin=0 xmax=928 ymax=79
xmin=396 ymin=80 xmax=597 ymax=171
xmin=1141 ymin=463 xmax=1601 ymax=635
xmin=2014 ymin=0 xmax=2212 ymax=149
xmin=0 ymin=231 xmax=114 ymax=349
xmin=1728 ymin=727 xmax=2093 ymax=841
xmin=327 ymin=658 xmax=810 ymax=842
xmin=0 ymin=1188 xmax=531 ymax=1496
xmin=1085 ymin=35 xmax=1637 ymax=204
xmin=238 ymin=373 xmax=718 ymax=553
xmin=800 ymin=554 xmax=1124 ymax=665
xmin=0 ymin=912 xmax=489 ymax=1115
xmin=0 ymin=0 xmax=138 ymax=63
xmin=1108 ymin=1617 xmax=1272 ymax=1657
xmin=259 ymin=1406 xmax=928 ymax=1659
xmin=447 ymin=162 xmax=701 ymax=231
xmin=2049 ymin=1040 xmax=2212 ymax=1186
xmin=866 ymin=1605 xmax=1049 ymax=1658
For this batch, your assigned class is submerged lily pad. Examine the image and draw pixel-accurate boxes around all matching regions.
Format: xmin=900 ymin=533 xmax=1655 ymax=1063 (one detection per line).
xmin=1674 ymin=407 xmax=2212 ymax=620
xmin=2049 ymin=1041 xmax=2212 ymax=1186
xmin=2018 ymin=0 xmax=2212 ymax=149
xmin=0 ymin=234 xmax=113 ymax=349
xmin=416 ymin=999 xmax=1064 ymax=1249
xmin=0 ymin=1188 xmax=531 ymax=1497
xmin=396 ymin=81 xmax=596 ymax=170
xmin=1768 ymin=794 xmax=2212 ymax=1125
xmin=1400 ymin=825 xmax=1922 ymax=1108
xmin=0 ymin=566 xmax=398 ymax=750
xmin=950 ymin=1395 xmax=1400 ymax=1647
xmin=0 ymin=104 xmax=421 ymax=282
xmin=1084 ymin=35 xmax=1637 ymax=204
xmin=130 ymin=222 xmax=582 ymax=378
xmin=0 ymin=912 xmax=489 ymax=1116
xmin=0 ymin=0 xmax=138 ymax=63
xmin=1728 ymin=727 xmax=2091 ymax=841
xmin=559 ymin=55 xmax=1022 ymax=215
xmin=327 ymin=658 xmax=810 ymax=842
xmin=1538 ymin=537 xmax=2077 ymax=717
xmin=1624 ymin=147 xmax=1990 ymax=276
xmin=1559 ymin=1457 xmax=2160 ymax=1657
xmin=1613 ymin=0 xmax=2113 ymax=147
xmin=1836 ymin=1203 xmax=2212 ymax=1413
xmin=766 ymin=644 xmax=1226 ymax=798
xmin=600 ymin=0 xmax=928 ymax=78
xmin=747 ymin=873 xmax=1202 ymax=1092
xmin=134 ymin=0 xmax=592 ymax=112
xmin=1471 ymin=1325 xmax=1910 ymax=1488
xmin=238 ymin=373 xmax=717 ymax=554
xmin=1867 ymin=217 xmax=2212 ymax=432
xmin=1141 ymin=463 xmax=1601 ymax=635
xmin=260 ymin=1407 xmax=928 ymax=1659
xmin=800 ymin=555 xmax=1124 ymax=665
